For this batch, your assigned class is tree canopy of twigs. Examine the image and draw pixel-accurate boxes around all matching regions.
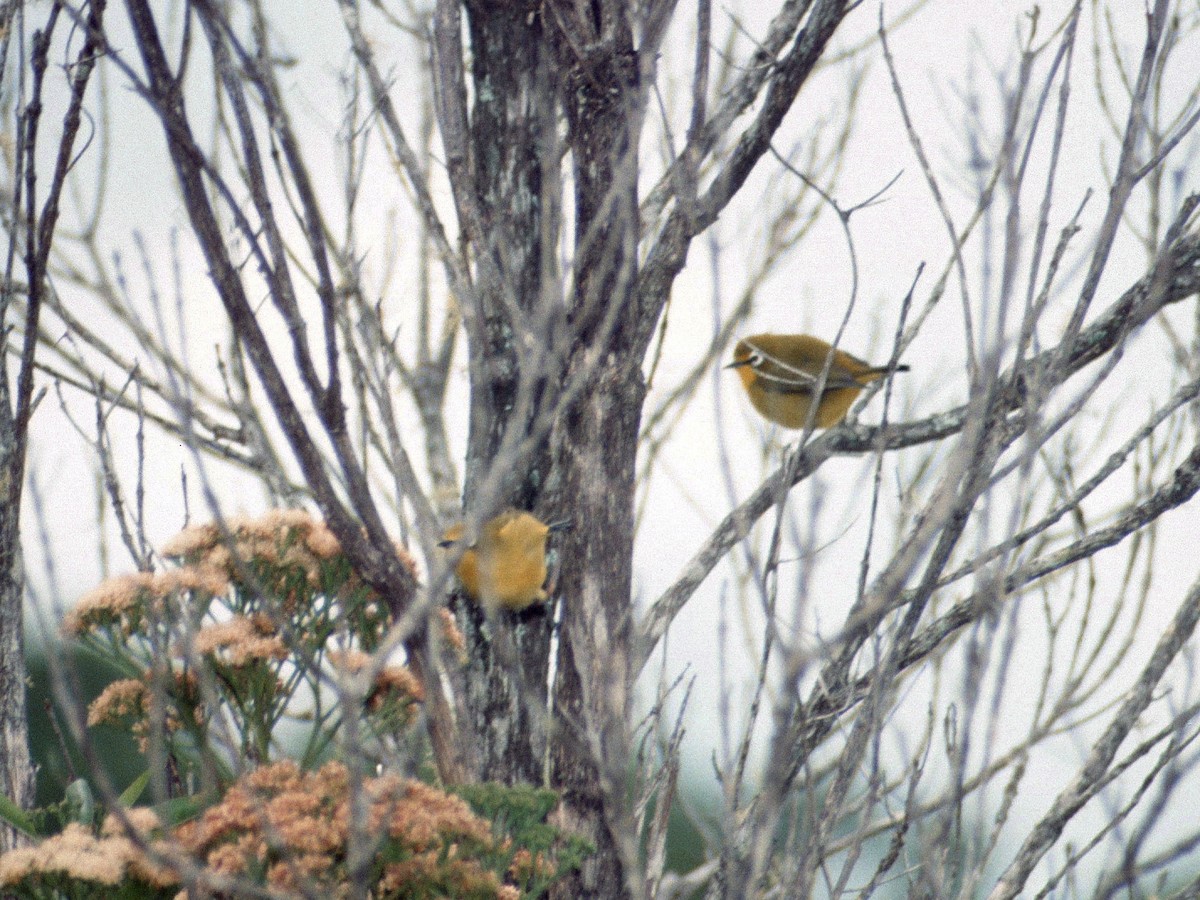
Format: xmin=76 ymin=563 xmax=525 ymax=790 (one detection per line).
xmin=1 ymin=0 xmax=1200 ymax=898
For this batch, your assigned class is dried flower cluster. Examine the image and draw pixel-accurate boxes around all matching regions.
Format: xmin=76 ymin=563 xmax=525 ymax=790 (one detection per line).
xmin=87 ymin=671 xmax=201 ymax=752
xmin=509 ymin=847 xmax=559 ymax=883
xmin=160 ymin=509 xmax=420 ymax=614
xmin=330 ymin=648 xmax=427 ymax=716
xmin=62 ymin=565 xmax=230 ymax=637
xmin=0 ymin=764 xmax=537 ymax=897
xmin=162 ymin=509 xmax=347 ymax=565
xmin=191 ymin=613 xmax=289 ymax=667
xmin=0 ymin=809 xmax=175 ymax=892
xmin=65 ymin=510 xmax=434 ymax=765
xmin=172 ymin=761 xmax=517 ymax=897
xmin=65 ymin=510 xmax=420 ymax=638
xmin=438 ymin=605 xmax=467 ymax=655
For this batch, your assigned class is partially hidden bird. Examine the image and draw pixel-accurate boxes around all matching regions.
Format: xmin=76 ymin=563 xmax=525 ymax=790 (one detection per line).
xmin=727 ymin=333 xmax=908 ymax=429
xmin=441 ymin=510 xmax=568 ymax=610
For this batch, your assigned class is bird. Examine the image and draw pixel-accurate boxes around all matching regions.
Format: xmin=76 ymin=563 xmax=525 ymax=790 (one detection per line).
xmin=727 ymin=333 xmax=908 ymax=429
xmin=440 ymin=510 xmax=568 ymax=610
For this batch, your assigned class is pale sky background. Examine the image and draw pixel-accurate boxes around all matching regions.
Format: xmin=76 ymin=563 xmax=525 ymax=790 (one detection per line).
xmin=15 ymin=0 xmax=1200 ymax=886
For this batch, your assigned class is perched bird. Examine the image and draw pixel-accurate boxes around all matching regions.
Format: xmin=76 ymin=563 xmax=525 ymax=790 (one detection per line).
xmin=440 ymin=510 xmax=568 ymax=610
xmin=727 ymin=333 xmax=908 ymax=429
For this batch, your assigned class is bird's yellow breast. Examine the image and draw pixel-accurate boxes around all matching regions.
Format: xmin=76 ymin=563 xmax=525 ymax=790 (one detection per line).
xmin=442 ymin=511 xmax=554 ymax=611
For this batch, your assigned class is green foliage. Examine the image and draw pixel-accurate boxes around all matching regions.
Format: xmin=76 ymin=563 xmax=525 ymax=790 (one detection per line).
xmin=453 ymin=782 xmax=592 ymax=897
xmin=25 ymin=642 xmax=145 ymax=806
xmin=0 ymin=873 xmax=176 ymax=900
xmin=663 ymin=794 xmax=708 ymax=883
xmin=0 ymin=792 xmax=36 ymax=838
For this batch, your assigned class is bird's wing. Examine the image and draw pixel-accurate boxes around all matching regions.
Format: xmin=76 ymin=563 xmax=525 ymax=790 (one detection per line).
xmin=755 ymin=365 xmax=861 ymax=394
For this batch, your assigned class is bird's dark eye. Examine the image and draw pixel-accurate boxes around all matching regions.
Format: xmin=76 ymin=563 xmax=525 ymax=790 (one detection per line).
xmin=747 ymin=351 xmax=763 ymax=367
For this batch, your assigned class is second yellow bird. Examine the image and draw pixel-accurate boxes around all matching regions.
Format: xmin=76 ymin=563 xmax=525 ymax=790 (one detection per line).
xmin=441 ymin=510 xmax=568 ymax=611
xmin=727 ymin=333 xmax=908 ymax=429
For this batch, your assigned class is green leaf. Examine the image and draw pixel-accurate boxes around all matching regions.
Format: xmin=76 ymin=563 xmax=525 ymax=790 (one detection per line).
xmin=119 ymin=770 xmax=152 ymax=807
xmin=156 ymin=794 xmax=208 ymax=827
xmin=0 ymin=791 xmax=38 ymax=837
xmin=64 ymin=778 xmax=96 ymax=825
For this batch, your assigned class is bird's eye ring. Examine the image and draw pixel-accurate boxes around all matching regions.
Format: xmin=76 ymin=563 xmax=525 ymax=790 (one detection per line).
xmin=747 ymin=350 xmax=764 ymax=367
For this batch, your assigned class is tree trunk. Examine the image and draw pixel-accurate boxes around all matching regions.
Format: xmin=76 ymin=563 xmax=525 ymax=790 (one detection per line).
xmin=547 ymin=9 xmax=641 ymax=895
xmin=456 ymin=3 xmax=643 ymax=893
xmin=0 ymin=528 xmax=33 ymax=852
xmin=0 ymin=0 xmax=108 ymax=849
xmin=549 ymin=358 xmax=642 ymax=899
xmin=458 ymin=0 xmax=559 ymax=785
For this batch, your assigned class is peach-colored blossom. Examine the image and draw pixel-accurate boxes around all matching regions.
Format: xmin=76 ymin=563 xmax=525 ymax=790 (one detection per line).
xmin=306 ymin=522 xmax=342 ymax=559
xmin=166 ymin=760 xmax=514 ymax=895
xmin=159 ymin=522 xmax=220 ymax=558
xmin=329 ymin=649 xmax=424 ymax=708
xmin=510 ymin=846 xmax=557 ymax=881
xmin=438 ymin=606 xmax=467 ymax=654
xmin=0 ymin=823 xmax=125 ymax=887
xmin=0 ymin=845 xmax=37 ymax=885
xmin=101 ymin=807 xmax=162 ymax=837
xmin=155 ymin=563 xmax=231 ymax=598
xmin=190 ymin=615 xmax=287 ymax=666
xmin=393 ymin=542 xmax=420 ymax=578
xmin=63 ymin=571 xmax=156 ymax=635
xmin=88 ymin=678 xmax=146 ymax=726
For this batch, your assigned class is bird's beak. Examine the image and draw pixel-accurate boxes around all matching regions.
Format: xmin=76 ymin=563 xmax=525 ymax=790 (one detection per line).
xmin=546 ymin=519 xmax=572 ymax=533
xmin=725 ymin=358 xmax=751 ymax=369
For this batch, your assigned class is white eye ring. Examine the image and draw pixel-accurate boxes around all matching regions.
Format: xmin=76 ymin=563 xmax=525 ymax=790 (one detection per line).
xmin=747 ymin=350 xmax=764 ymax=367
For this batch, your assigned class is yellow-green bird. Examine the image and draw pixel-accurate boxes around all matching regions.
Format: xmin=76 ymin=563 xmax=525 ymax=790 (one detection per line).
xmin=727 ymin=333 xmax=908 ymax=429
xmin=441 ymin=510 xmax=568 ymax=610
